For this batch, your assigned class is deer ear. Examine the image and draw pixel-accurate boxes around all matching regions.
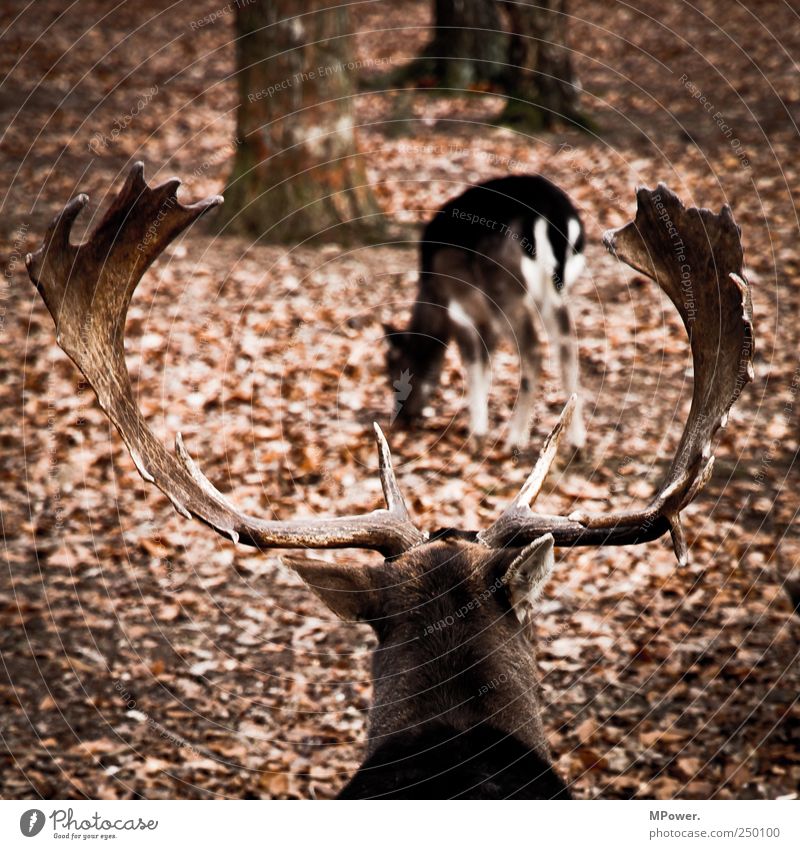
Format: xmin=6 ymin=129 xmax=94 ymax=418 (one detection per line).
xmin=281 ymin=555 xmax=376 ymax=622
xmin=503 ymin=534 xmax=555 ymax=628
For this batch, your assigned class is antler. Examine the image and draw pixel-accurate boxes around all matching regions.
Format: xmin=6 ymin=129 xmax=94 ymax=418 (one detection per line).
xmin=481 ymin=185 xmax=754 ymax=564
xmin=29 ymin=169 xmax=752 ymax=567
xmin=27 ymin=163 xmax=425 ymax=558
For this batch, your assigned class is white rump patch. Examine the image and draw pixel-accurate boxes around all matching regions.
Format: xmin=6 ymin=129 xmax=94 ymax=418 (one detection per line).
xmin=563 ymin=218 xmax=585 ymax=288
xmin=563 ymin=252 xmax=586 ymax=288
xmin=534 ymin=217 xmax=557 ymax=278
xmin=567 ymin=217 xmax=582 ymax=250
xmin=520 ymin=254 xmax=545 ymax=302
xmin=521 ymin=218 xmax=557 ymax=303
xmin=447 ymin=299 xmax=475 ymax=330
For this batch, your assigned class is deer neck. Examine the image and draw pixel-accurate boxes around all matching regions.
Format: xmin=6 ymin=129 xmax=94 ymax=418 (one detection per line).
xmin=365 ymin=645 xmax=551 ymax=761
xmin=405 ymin=294 xmax=450 ymax=383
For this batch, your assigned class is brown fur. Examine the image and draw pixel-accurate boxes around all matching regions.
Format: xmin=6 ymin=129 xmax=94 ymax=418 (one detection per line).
xmin=288 ymin=537 xmax=560 ymax=792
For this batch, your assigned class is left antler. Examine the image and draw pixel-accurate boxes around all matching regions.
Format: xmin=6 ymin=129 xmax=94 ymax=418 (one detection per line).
xmin=27 ymin=163 xmax=426 ymax=558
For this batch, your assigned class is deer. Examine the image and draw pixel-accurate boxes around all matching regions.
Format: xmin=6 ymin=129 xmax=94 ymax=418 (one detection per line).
xmin=383 ymin=175 xmax=588 ymax=451
xmin=27 ymin=164 xmax=753 ymax=798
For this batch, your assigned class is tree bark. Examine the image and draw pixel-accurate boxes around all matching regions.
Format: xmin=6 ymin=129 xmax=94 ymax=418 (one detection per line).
xmin=498 ymin=0 xmax=586 ymax=130
xmin=220 ymin=0 xmax=388 ymax=243
xmin=395 ymin=0 xmax=507 ymax=88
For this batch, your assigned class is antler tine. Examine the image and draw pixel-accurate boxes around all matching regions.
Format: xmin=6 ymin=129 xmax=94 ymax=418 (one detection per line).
xmin=29 ymin=163 xmax=425 ymax=559
xmin=478 ymin=396 xmax=575 ymax=547
xmin=373 ymin=422 xmax=415 ymax=521
xmin=480 ymin=185 xmax=753 ymax=564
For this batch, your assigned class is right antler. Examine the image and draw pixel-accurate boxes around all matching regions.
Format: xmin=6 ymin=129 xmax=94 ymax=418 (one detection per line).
xmin=26 ymin=163 xmax=426 ymax=558
xmin=480 ymin=185 xmax=754 ymax=563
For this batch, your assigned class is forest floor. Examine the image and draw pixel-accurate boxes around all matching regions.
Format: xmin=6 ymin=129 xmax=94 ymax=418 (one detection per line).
xmin=1 ymin=0 xmax=799 ymax=799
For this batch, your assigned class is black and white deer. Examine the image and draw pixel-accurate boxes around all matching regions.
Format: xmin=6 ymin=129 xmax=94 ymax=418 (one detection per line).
xmin=28 ymin=165 xmax=753 ymax=798
xmin=384 ymin=175 xmax=587 ymax=450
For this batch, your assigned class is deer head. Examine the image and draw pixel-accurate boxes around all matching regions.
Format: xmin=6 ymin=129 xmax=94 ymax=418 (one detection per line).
xmin=382 ymin=319 xmax=448 ymax=425
xmin=27 ymin=164 xmax=753 ymax=790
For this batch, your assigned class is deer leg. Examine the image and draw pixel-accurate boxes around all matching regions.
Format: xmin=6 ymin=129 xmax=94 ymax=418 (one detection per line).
xmin=545 ymin=302 xmax=586 ymax=449
xmin=466 ymin=354 xmax=491 ymax=439
xmin=449 ymin=301 xmax=491 ymax=440
xmin=507 ymin=310 xmax=541 ymax=449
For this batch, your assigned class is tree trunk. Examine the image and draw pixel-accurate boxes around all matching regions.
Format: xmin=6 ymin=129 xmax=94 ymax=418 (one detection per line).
xmin=220 ymin=0 xmax=388 ymax=243
xmin=499 ymin=0 xmax=587 ymax=130
xmin=396 ymin=0 xmax=507 ymax=88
